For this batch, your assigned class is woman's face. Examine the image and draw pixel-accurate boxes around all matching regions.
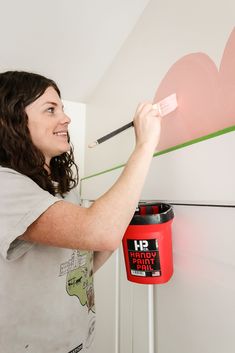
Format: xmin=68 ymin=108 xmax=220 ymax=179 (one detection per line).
xmin=25 ymin=87 xmax=71 ymax=165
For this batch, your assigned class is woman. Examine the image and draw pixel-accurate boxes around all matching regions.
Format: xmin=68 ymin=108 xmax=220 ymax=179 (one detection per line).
xmin=0 ymin=71 xmax=161 ymax=352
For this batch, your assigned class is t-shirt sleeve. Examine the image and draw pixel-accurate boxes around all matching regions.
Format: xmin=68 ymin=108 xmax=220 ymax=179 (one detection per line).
xmin=0 ymin=168 xmax=61 ymax=261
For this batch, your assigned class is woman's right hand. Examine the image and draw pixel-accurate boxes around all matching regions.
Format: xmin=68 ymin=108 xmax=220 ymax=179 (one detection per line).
xmin=133 ymin=101 xmax=162 ymax=152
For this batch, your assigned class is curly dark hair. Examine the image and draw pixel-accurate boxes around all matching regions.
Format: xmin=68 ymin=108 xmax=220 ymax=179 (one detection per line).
xmin=0 ymin=71 xmax=78 ymax=196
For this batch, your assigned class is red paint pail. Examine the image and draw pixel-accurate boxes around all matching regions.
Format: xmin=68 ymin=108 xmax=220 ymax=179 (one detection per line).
xmin=122 ymin=202 xmax=174 ymax=284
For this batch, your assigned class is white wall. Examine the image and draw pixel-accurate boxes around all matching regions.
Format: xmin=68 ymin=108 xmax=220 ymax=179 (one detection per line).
xmin=82 ymin=1 xmax=235 ymax=352
xmin=81 ymin=129 xmax=235 ymax=353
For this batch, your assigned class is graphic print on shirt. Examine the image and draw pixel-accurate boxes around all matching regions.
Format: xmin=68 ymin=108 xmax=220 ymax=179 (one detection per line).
xmin=59 ymin=250 xmax=95 ymax=313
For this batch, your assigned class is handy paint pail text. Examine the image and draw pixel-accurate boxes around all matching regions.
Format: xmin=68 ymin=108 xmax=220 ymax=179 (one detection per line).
xmin=122 ymin=202 xmax=174 ymax=284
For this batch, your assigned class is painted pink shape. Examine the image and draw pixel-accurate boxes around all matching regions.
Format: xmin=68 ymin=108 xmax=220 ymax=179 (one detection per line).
xmin=153 ymin=28 xmax=235 ymax=151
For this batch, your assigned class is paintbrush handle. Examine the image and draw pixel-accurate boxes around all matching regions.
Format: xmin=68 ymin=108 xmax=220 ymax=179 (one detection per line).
xmin=97 ymin=121 xmax=134 ymax=144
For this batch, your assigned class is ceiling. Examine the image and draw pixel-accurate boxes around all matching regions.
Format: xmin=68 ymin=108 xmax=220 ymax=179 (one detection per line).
xmin=0 ymin=0 xmax=149 ymax=102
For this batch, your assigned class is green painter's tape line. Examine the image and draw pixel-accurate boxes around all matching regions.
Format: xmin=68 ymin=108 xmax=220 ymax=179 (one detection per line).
xmin=82 ymin=162 xmax=126 ymax=180
xmin=153 ymin=124 xmax=235 ymax=157
xmin=81 ymin=125 xmax=235 ymax=181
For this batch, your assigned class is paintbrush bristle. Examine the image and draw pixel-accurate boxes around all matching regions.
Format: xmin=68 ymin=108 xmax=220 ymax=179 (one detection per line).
xmin=157 ymin=93 xmax=177 ymax=117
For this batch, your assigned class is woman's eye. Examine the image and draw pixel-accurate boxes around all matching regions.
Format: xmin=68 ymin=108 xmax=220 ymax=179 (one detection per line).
xmin=47 ymin=107 xmax=55 ymax=113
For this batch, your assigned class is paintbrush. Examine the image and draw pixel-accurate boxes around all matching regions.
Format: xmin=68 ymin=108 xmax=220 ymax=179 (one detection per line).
xmin=88 ymin=93 xmax=178 ymax=148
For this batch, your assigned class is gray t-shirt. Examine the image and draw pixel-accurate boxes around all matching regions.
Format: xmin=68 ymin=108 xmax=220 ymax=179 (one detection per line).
xmin=0 ymin=167 xmax=96 ymax=353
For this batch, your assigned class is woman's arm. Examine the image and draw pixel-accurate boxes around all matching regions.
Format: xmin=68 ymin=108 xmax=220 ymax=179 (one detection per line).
xmin=21 ymin=102 xmax=161 ymax=251
xmin=93 ymin=251 xmax=113 ymax=272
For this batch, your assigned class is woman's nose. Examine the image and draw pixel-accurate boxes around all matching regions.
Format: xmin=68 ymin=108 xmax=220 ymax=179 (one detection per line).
xmin=61 ymin=113 xmax=71 ymax=124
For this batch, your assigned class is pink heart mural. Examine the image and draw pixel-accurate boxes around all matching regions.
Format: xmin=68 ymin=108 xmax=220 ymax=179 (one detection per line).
xmin=153 ymin=28 xmax=235 ymax=151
